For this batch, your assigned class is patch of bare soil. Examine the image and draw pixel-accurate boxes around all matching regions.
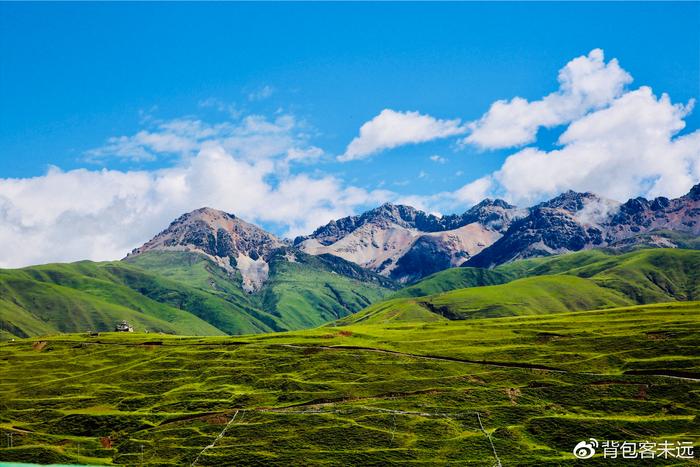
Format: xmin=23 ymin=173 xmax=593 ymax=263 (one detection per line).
xmin=32 ymin=341 xmax=48 ymax=351
xmin=505 ymin=387 xmax=521 ymax=405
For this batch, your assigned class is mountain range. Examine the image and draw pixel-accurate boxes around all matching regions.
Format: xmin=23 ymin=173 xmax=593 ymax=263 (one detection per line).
xmin=295 ymin=183 xmax=699 ymax=277
xmin=0 ymin=184 xmax=698 ymax=338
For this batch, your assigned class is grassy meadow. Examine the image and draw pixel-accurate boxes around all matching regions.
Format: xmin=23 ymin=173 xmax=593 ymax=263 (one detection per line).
xmin=1 ymin=301 xmax=698 ymax=465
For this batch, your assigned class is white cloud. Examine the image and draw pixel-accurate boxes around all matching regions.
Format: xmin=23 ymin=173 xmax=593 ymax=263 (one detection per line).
xmin=84 ymin=114 xmax=309 ymax=164
xmin=285 ymin=146 xmax=324 ymax=163
xmin=248 ymin=85 xmax=275 ymax=101
xmin=463 ymin=49 xmax=632 ymax=150
xmin=448 ymin=87 xmax=700 ymax=207
xmin=0 ymin=115 xmax=391 ymax=268
xmin=494 ymin=87 xmax=698 ymax=204
xmin=429 ymin=155 xmax=447 ymax=164
xmin=451 ymin=176 xmax=496 ymax=206
xmin=339 ymin=109 xmax=466 ymax=161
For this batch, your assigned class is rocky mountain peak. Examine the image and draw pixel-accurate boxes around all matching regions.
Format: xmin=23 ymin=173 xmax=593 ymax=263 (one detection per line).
xmin=462 ymin=198 xmax=520 ymax=232
xmin=470 ymin=198 xmax=515 ymax=210
xmin=537 ymin=190 xmax=603 ymax=213
xmin=129 ymin=207 xmax=285 ymax=292
xmin=687 ymin=183 xmax=700 ymax=201
xmin=362 ymin=203 xmax=422 ymax=227
xmin=467 ymin=184 xmax=700 ymax=268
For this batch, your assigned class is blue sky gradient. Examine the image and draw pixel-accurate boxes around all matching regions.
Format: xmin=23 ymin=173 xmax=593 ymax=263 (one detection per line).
xmin=0 ymin=2 xmax=699 ymax=266
xmin=1 ymin=3 xmax=698 ymax=188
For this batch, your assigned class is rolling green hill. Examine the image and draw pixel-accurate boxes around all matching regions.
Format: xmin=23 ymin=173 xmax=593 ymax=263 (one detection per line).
xmin=0 ymin=250 xmax=393 ymax=338
xmin=391 ymin=266 xmax=514 ymax=298
xmin=127 ymin=250 xmax=393 ymax=330
xmin=3 ymin=248 xmax=697 ymax=338
xmin=340 ymin=249 xmax=700 ymax=325
xmin=338 ymin=274 xmax=633 ymax=325
xmin=1 ymin=301 xmax=697 ymax=465
xmin=0 ymin=261 xmax=272 ymax=338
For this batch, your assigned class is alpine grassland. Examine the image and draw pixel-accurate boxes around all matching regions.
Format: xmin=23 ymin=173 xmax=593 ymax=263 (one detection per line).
xmin=342 ymin=249 xmax=700 ymax=325
xmin=0 ymin=251 xmax=393 ymax=339
xmin=1 ymin=301 xmax=698 ymax=465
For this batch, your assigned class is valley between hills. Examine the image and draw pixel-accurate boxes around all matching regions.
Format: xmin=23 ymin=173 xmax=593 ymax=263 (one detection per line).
xmin=0 ymin=185 xmax=699 ymax=465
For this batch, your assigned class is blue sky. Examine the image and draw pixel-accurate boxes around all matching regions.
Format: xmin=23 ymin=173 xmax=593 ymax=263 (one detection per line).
xmin=0 ymin=2 xmax=699 ymax=266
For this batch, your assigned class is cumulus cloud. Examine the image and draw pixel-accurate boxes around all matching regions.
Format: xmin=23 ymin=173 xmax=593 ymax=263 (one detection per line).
xmin=451 ymin=176 xmax=496 ymax=206
xmin=463 ymin=48 xmax=632 ymax=149
xmin=447 ymin=87 xmax=700 ymax=208
xmin=339 ymin=109 xmax=466 ymax=161
xmin=429 ymin=155 xmax=447 ymax=164
xmin=493 ymin=87 xmax=698 ymax=204
xmin=0 ymin=115 xmax=391 ymax=268
xmin=285 ymin=146 xmax=324 ymax=163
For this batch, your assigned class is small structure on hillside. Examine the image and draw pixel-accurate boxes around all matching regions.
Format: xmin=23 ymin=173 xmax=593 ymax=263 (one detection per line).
xmin=115 ymin=320 xmax=134 ymax=332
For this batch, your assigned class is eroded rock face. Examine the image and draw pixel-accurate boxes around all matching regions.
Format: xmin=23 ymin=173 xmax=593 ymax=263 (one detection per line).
xmin=129 ymin=207 xmax=286 ymax=292
xmin=467 ymin=184 xmax=700 ymax=268
xmin=295 ymin=200 xmax=522 ymax=282
xmin=127 ymin=184 xmax=700 ymax=287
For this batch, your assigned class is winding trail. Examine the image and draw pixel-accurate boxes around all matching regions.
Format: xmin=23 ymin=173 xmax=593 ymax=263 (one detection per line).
xmin=191 ymin=410 xmax=241 ymax=466
xmin=477 ymin=412 xmax=502 ymax=467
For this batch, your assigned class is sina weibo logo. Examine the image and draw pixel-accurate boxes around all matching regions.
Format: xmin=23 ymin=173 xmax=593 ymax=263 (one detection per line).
xmin=573 ymin=438 xmax=599 ymax=459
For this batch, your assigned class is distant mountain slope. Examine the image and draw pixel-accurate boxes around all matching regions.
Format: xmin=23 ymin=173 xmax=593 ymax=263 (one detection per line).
xmin=467 ymin=184 xmax=700 ymax=268
xmin=128 ymin=207 xmax=287 ymax=292
xmin=295 ymin=200 xmax=521 ymax=282
xmin=292 ymin=184 xmax=699 ymax=281
xmin=259 ymin=250 xmax=392 ymax=328
xmin=126 ymin=249 xmax=393 ymax=330
xmin=0 ymin=247 xmax=394 ymax=338
xmin=337 ymin=248 xmax=700 ymax=325
xmin=0 ymin=262 xmax=235 ymax=338
xmin=4 ymin=182 xmax=698 ymax=337
xmin=122 ymin=207 xmax=396 ymax=334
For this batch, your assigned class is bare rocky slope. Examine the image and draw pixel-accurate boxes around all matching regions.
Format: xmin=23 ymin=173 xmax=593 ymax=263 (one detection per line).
xmin=128 ymin=184 xmax=700 ymax=287
xmin=295 ymin=200 xmax=522 ymax=282
xmin=466 ymin=184 xmax=700 ymax=267
xmin=128 ymin=207 xmax=288 ymax=292
xmin=296 ymin=184 xmax=699 ymax=278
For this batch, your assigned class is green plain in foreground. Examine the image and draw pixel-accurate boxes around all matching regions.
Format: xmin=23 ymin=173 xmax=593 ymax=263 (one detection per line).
xmin=0 ymin=301 xmax=698 ymax=465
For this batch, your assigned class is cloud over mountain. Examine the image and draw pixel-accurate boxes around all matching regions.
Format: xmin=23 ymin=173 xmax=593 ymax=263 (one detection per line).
xmin=453 ymin=85 xmax=699 ymax=207
xmin=443 ymin=49 xmax=699 ymax=209
xmin=0 ymin=114 xmax=391 ymax=268
xmin=0 ymin=49 xmax=698 ymax=268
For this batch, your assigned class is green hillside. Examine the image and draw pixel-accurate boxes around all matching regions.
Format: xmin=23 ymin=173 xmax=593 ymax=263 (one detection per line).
xmin=3 ymin=248 xmax=697 ymax=338
xmin=1 ymin=250 xmax=393 ymax=338
xmin=338 ymin=274 xmax=632 ymax=325
xmin=260 ymin=252 xmax=393 ymax=329
xmin=392 ymin=267 xmax=514 ymax=298
xmin=1 ymin=301 xmax=697 ymax=465
xmin=0 ymin=261 xmax=272 ymax=338
xmin=128 ymin=250 xmax=393 ymax=331
xmin=343 ymin=249 xmax=700 ymax=325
